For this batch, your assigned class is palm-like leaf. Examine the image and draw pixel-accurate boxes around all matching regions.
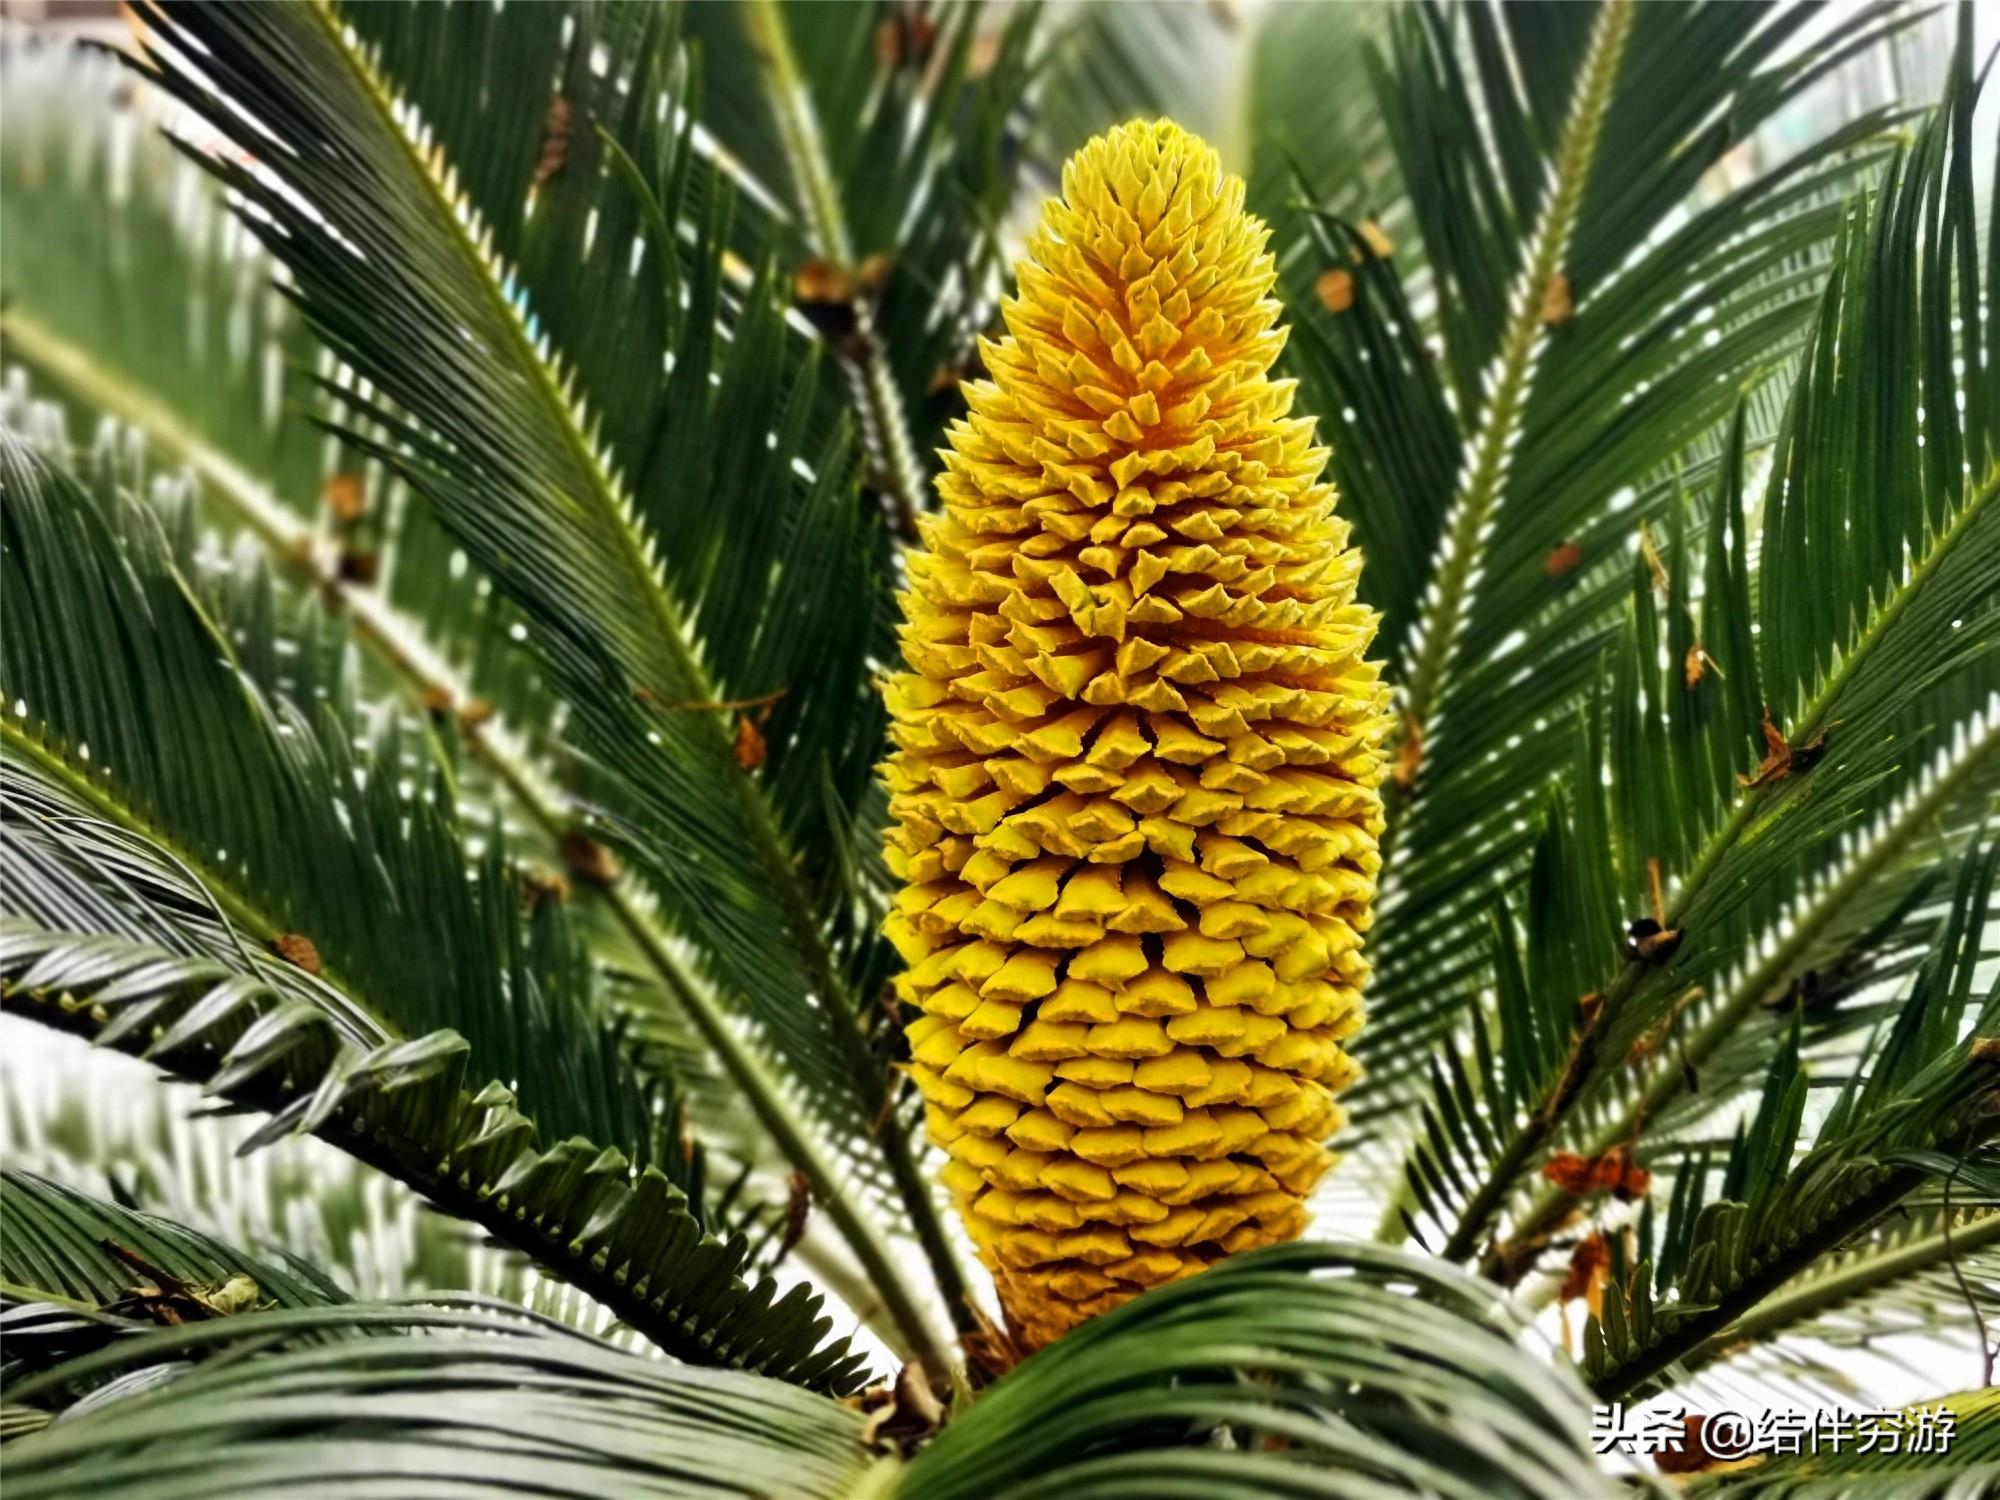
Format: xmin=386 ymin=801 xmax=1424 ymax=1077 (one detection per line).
xmin=0 ymin=437 xmax=866 ymax=1391
xmin=117 ymin=0 xmax=968 ymax=1362
xmin=1386 ymin=24 xmax=2000 ymax=1265
xmin=3 ymin=1167 xmax=346 ymax=1315
xmin=6 ymin=1300 xmax=873 ymax=1499
xmin=1581 ymin=844 xmax=2000 ymax=1399
xmin=4 ymin=0 xmax=1997 ymax=1489
xmin=897 ymin=1241 xmax=1617 ymax=1500
xmin=691 ymin=0 xmax=1042 ymax=531
xmin=1 ymin=1056 xmax=547 ymax=1312
xmin=1294 ymin=0 xmax=1922 ymax=1113
xmin=0 ymin=39 xmax=555 ymax=755
xmin=0 ymin=34 xmax=806 ymax=1224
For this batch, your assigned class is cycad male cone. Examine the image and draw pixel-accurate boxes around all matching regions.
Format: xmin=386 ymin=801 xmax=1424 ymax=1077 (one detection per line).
xmin=882 ymin=120 xmax=1391 ymax=1349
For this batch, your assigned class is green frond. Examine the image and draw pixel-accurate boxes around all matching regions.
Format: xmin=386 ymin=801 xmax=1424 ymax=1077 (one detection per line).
xmin=694 ymin=0 xmax=1042 ymax=529
xmin=0 ymin=1042 xmax=675 ymax=1333
xmin=0 ymin=912 xmax=869 ymax=1393
xmin=0 ymin=34 xmax=835 ymax=1250
xmin=0 ymin=41 xmax=555 ymax=752
xmin=896 ymin=1241 xmax=1616 ymax=1500
xmin=1579 ymin=845 xmax=2000 ymax=1400
xmin=1 ymin=440 xmax=665 ymax=1161
xmin=0 ymin=437 xmax=867 ymax=1391
xmin=1382 ymin=24 xmax=2000 ymax=1261
xmin=3 ymin=1167 xmax=346 ymax=1317
xmin=1492 ymin=687 xmax=1999 ymax=1278
xmin=116 ymin=0 xmax=967 ymax=1361
xmin=1296 ymin=0 xmax=1921 ymax=1108
xmin=4 ymin=1299 xmax=873 ymax=1499
xmin=1680 ymin=1204 xmax=2000 ymax=1387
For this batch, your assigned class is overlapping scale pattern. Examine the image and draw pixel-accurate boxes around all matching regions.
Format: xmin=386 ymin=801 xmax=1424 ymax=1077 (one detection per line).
xmin=881 ymin=120 xmax=1392 ymax=1349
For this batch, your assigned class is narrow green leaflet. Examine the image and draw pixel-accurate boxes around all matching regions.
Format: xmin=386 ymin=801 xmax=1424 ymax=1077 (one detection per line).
xmin=1580 ymin=847 xmax=2000 ymax=1400
xmin=1292 ymin=0 xmax=1915 ymax=1104
xmin=2 ymin=1168 xmax=346 ymax=1313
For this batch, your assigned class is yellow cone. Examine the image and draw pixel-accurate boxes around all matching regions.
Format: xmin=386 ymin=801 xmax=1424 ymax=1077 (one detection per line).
xmin=882 ymin=119 xmax=1391 ymax=1349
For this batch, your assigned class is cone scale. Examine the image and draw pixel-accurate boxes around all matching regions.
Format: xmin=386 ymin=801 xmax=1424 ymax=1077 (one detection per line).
xmin=883 ymin=121 xmax=1391 ymax=1349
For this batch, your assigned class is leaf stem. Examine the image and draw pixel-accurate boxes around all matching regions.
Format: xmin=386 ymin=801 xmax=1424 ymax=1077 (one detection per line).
xmin=602 ymin=880 xmax=949 ymax=1370
xmin=1 ymin=723 xmax=381 ymax=1031
xmin=1386 ymin=0 xmax=1634 ymax=828
xmin=742 ymin=0 xmax=928 ymax=543
xmin=6 ymin=302 xmax=915 ymax=1350
xmin=1591 ymin=1164 xmax=1926 ymax=1400
xmin=1 ymin=307 xmax=568 ymax=838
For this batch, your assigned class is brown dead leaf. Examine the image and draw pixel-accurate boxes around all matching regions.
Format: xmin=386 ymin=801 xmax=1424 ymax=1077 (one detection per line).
xmin=1357 ymin=219 xmax=1394 ymax=259
xmin=794 ymin=258 xmax=855 ymax=307
xmin=1736 ymin=706 xmax=1826 ymax=789
xmin=778 ymin=1171 xmax=812 ymax=1259
xmin=519 ymin=866 xmax=571 ymax=911
xmin=1626 ymin=918 xmax=1682 ymax=964
xmin=1684 ymin=643 xmax=1717 ymax=690
xmin=961 ymin=1296 xmax=1025 ymax=1383
xmin=1392 ymin=712 xmax=1423 ymax=789
xmin=271 ymin=933 xmax=321 ymax=975
xmin=855 ymin=253 xmax=895 ymax=299
xmin=1560 ymin=1232 xmax=1609 ymax=1306
xmin=852 ymin=1361 xmax=947 ymax=1453
xmin=420 ymin=684 xmax=455 ymax=716
xmin=1541 ymin=272 xmax=1573 ymax=326
xmin=1543 ymin=1146 xmax=1650 ymax=1200
xmin=100 ymin=1241 xmax=269 ymax=1325
xmin=1544 ymin=539 xmax=1583 ymax=578
xmin=559 ymin=832 xmax=619 ymax=887
xmin=322 ymin=472 xmax=367 ymax=523
xmin=874 ymin=9 xmax=938 ymax=69
xmin=1639 ymin=524 xmax=1670 ymax=597
xmin=1653 ymin=1416 xmax=1758 ymax=1476
xmin=458 ymin=697 xmax=495 ymax=730
xmin=793 ymin=260 xmax=858 ymax=337
xmin=1315 ymin=268 xmax=1355 ymax=313
xmin=534 ymin=96 xmax=574 ymax=188
xmin=732 ymin=714 xmax=768 ymax=771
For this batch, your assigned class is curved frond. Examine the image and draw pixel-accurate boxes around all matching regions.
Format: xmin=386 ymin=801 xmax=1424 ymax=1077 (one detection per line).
xmin=1580 ymin=846 xmax=2000 ymax=1400
xmin=896 ymin=1241 xmax=1614 ymax=1500
xmin=4 ymin=1301 xmax=872 ymax=1500
xmin=1383 ymin=29 xmax=2000 ymax=1263
xmin=120 ymin=0 xmax=966 ymax=1359
xmin=0 ymin=438 xmax=868 ymax=1391
xmin=2 ymin=1167 xmax=345 ymax=1315
xmin=1292 ymin=0 xmax=1922 ymax=1106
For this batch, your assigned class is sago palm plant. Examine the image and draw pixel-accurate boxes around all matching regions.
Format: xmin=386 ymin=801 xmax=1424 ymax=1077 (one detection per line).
xmin=0 ymin=1 xmax=1995 ymax=1495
